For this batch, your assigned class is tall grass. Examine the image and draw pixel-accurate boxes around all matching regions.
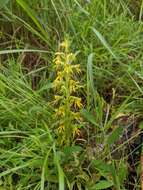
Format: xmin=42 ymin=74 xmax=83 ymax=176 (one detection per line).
xmin=0 ymin=0 xmax=143 ymax=189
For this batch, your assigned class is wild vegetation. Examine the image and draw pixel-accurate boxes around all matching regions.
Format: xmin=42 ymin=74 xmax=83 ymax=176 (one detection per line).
xmin=0 ymin=0 xmax=143 ymax=189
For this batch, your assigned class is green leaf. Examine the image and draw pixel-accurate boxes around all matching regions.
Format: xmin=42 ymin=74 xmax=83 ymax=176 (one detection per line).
xmin=81 ymin=109 xmax=98 ymax=127
xmin=53 ymin=145 xmax=64 ymax=190
xmin=41 ymin=149 xmax=52 ymax=190
xmin=0 ymin=0 xmax=10 ymax=9
xmin=0 ymin=163 xmax=29 ymax=178
xmin=92 ymin=160 xmax=111 ymax=173
xmin=107 ymin=126 xmax=124 ymax=146
xmin=73 ymin=0 xmax=89 ymax=16
xmin=0 ymin=49 xmax=50 ymax=55
xmin=90 ymin=180 xmax=113 ymax=190
xmin=118 ymin=161 xmax=127 ymax=184
xmin=63 ymin=145 xmax=83 ymax=155
xmin=110 ymin=162 xmax=121 ymax=189
xmin=92 ymin=27 xmax=117 ymax=59
xmin=16 ymin=0 xmax=48 ymax=41
xmin=87 ymin=53 xmax=95 ymax=94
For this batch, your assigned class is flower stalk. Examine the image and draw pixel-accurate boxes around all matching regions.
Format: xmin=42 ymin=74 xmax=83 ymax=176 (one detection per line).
xmin=53 ymin=39 xmax=83 ymax=145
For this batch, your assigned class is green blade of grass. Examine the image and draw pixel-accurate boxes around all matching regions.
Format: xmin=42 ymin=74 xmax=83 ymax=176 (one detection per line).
xmin=16 ymin=0 xmax=48 ymax=41
xmin=0 ymin=49 xmax=51 ymax=55
xmin=41 ymin=149 xmax=52 ymax=190
xmin=139 ymin=0 xmax=143 ymax=21
xmin=13 ymin=13 xmax=49 ymax=43
xmin=90 ymin=180 xmax=113 ymax=190
xmin=50 ymin=0 xmax=64 ymax=32
xmin=81 ymin=109 xmax=98 ymax=127
xmin=0 ymin=163 xmax=30 ymax=178
xmin=73 ymin=0 xmax=89 ymax=16
xmin=91 ymin=27 xmax=117 ymax=59
xmin=87 ymin=53 xmax=97 ymax=109
xmin=53 ymin=144 xmax=64 ymax=190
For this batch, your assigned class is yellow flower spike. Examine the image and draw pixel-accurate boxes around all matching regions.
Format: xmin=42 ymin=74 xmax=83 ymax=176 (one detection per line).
xmin=53 ymin=71 xmax=63 ymax=88
xmin=69 ymin=80 xmax=77 ymax=93
xmin=54 ymin=54 xmax=62 ymax=65
xmin=54 ymin=56 xmax=61 ymax=65
xmin=52 ymin=95 xmax=62 ymax=105
xmin=70 ymin=80 xmax=81 ymax=92
xmin=55 ymin=106 xmax=65 ymax=116
xmin=56 ymin=71 xmax=63 ymax=80
xmin=74 ymin=97 xmax=82 ymax=109
xmin=71 ymin=112 xmax=82 ymax=121
xmin=53 ymin=79 xmax=61 ymax=88
xmin=73 ymin=127 xmax=80 ymax=137
xmin=53 ymin=39 xmax=83 ymax=145
xmin=64 ymin=64 xmax=73 ymax=74
xmin=69 ymin=96 xmax=83 ymax=109
xmin=54 ymin=95 xmax=62 ymax=102
xmin=72 ymin=64 xmax=81 ymax=73
xmin=58 ymin=124 xmax=65 ymax=133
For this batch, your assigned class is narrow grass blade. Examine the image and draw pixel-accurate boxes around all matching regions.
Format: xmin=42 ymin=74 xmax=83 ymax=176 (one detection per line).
xmin=0 ymin=163 xmax=29 ymax=178
xmin=139 ymin=0 xmax=143 ymax=21
xmin=81 ymin=109 xmax=98 ymax=127
xmin=129 ymin=73 xmax=143 ymax=95
xmin=92 ymin=27 xmax=117 ymax=59
xmin=0 ymin=131 xmax=28 ymax=135
xmin=14 ymin=14 xmax=49 ymax=43
xmin=16 ymin=0 xmax=48 ymax=41
xmin=87 ymin=53 xmax=95 ymax=93
xmin=53 ymin=144 xmax=64 ymax=190
xmin=87 ymin=53 xmax=97 ymax=108
xmin=50 ymin=0 xmax=64 ymax=32
xmin=0 ymin=49 xmax=51 ymax=55
xmin=90 ymin=180 xmax=113 ymax=190
xmin=73 ymin=0 xmax=89 ymax=16
xmin=41 ymin=149 xmax=52 ymax=190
